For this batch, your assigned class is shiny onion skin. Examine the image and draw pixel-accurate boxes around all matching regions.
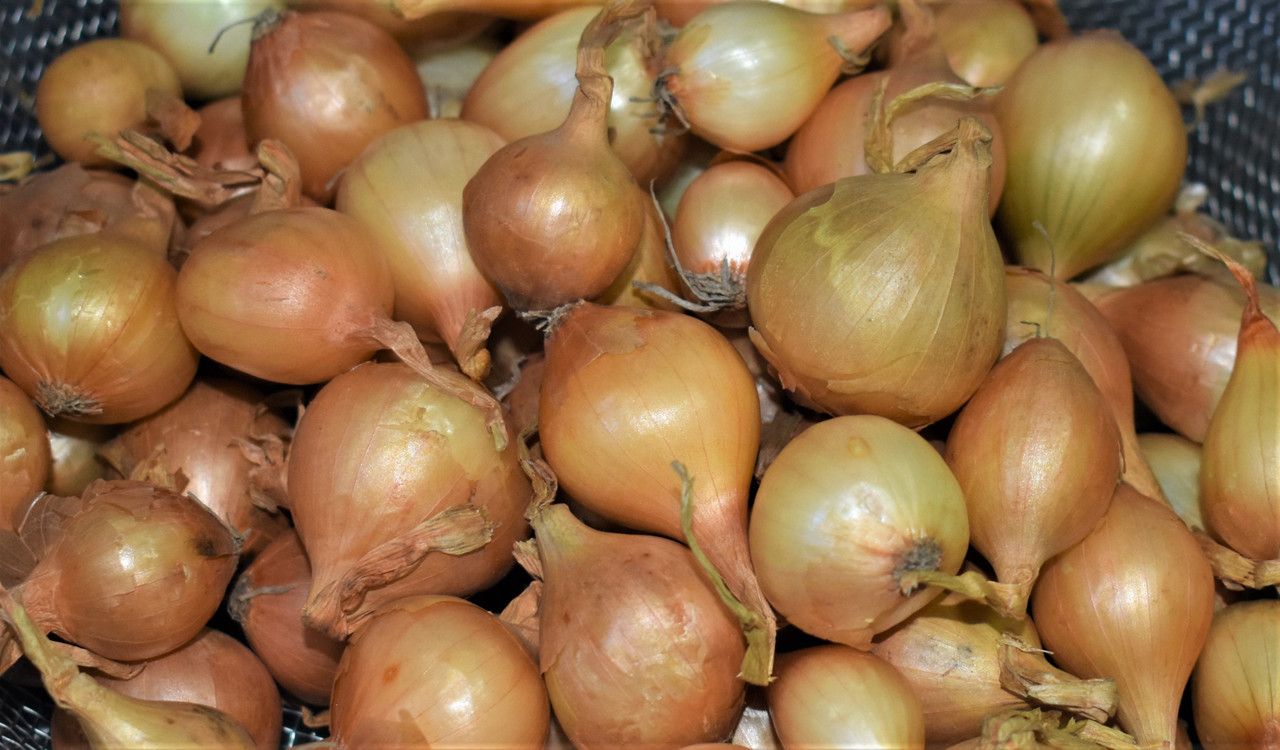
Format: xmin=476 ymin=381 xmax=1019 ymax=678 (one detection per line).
xmin=287 ymin=362 xmax=530 ymax=639
xmin=929 ymin=0 xmax=1037 ymax=87
xmin=1191 ymin=600 xmax=1280 ymax=750
xmin=460 ymin=6 xmax=686 ymax=187
xmin=329 ymin=595 xmax=549 ymax=750
xmin=0 ymin=232 xmax=200 ymax=424
xmin=1031 ymin=484 xmax=1215 ymax=748
xmin=229 ymin=529 xmax=345 ymax=707
xmin=768 ymin=645 xmax=925 ymax=749
xmin=8 ymin=480 xmax=239 ymax=664
xmin=656 ymin=2 xmax=892 ymax=152
xmin=944 ymin=337 xmax=1121 ymax=616
xmin=0 ymin=375 xmax=50 ymax=534
xmin=537 ymin=302 xmax=774 ymax=682
xmin=993 ymin=31 xmax=1187 ymax=280
xmin=33 ymin=38 xmax=182 ymax=168
xmin=749 ymin=415 xmax=970 ymax=649
xmin=98 ymin=377 xmax=292 ymax=559
xmin=748 ymin=118 xmax=1006 ymax=427
xmin=336 ymin=118 xmax=507 ymax=379
xmin=241 ymin=9 xmax=430 ymax=204
xmin=49 ymin=628 xmax=282 ymax=750
xmin=534 ymin=503 xmax=747 ymax=749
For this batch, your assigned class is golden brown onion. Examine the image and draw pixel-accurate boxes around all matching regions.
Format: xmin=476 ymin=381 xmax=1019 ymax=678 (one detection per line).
xmin=1191 ymin=600 xmax=1280 ymax=750
xmin=0 ymin=376 xmax=50 ymax=534
xmin=43 ymin=417 xmax=112 ymax=499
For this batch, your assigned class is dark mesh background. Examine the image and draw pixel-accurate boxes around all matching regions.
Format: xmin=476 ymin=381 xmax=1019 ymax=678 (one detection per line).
xmin=2 ymin=0 xmax=1278 ymax=747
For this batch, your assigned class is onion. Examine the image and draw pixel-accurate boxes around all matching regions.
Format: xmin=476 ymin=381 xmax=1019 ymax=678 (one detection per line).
xmin=0 ymin=595 xmax=256 ymax=750
xmin=97 ymin=377 xmax=292 ymax=559
xmin=655 ymin=2 xmax=891 ymax=153
xmin=461 ymin=5 xmax=687 ymax=187
xmin=593 ymin=195 xmax=685 ymax=313
xmin=229 ymin=528 xmax=345 ymax=706
xmin=414 ymin=33 xmax=502 ymax=119
xmin=44 ymin=417 xmax=113 ymax=499
xmin=898 ymin=0 xmax=1037 ymax=88
xmin=749 ymin=414 xmax=970 ymax=649
xmin=287 ymin=0 xmax=494 ymax=52
xmin=3 ymin=480 xmax=239 ymax=666
xmin=767 ymin=645 xmax=925 ymax=749
xmin=1139 ymin=433 xmax=1204 ymax=532
xmin=532 ymin=501 xmax=746 ymax=748
xmin=538 ymin=302 xmax=774 ymax=683
xmin=748 ymin=118 xmax=1006 ymax=427
xmin=328 ymin=595 xmax=549 ymax=749
xmin=287 ymin=362 xmax=530 ymax=639
xmin=120 ymin=0 xmax=285 ymax=101
xmin=1197 ymin=251 xmax=1280 ymax=564
xmin=49 ymin=627 xmax=282 ymax=750
xmin=1088 ymin=273 xmax=1280 ymax=443
xmin=1191 ymin=600 xmax=1280 ymax=750
xmin=34 ymin=38 xmax=183 ymax=167
xmin=1030 ymin=484 xmax=1216 ymax=748
xmin=783 ymin=0 xmax=1006 ymax=213
xmin=462 ymin=1 xmax=649 ymax=313
xmin=992 ymin=31 xmax=1187 ymax=279
xmin=0 ymin=376 xmax=50 ymax=535
xmin=336 ymin=118 xmax=507 ymax=380
xmin=0 ymin=232 xmax=200 ymax=424
xmin=944 ymin=336 xmax=1121 ymax=617
xmin=241 ymin=9 xmax=430 ymax=203
xmin=188 ymin=97 xmax=257 ymax=174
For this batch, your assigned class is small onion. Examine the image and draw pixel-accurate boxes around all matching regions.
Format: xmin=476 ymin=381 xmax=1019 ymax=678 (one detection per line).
xmin=0 ymin=375 xmax=50 ymax=534
xmin=1191 ymin=600 xmax=1280 ymax=750
xmin=287 ymin=0 xmax=494 ymax=52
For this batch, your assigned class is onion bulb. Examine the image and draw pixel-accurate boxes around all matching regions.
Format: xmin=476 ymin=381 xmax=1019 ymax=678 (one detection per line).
xmin=0 ymin=375 xmax=50 ymax=534
xmin=749 ymin=414 xmax=970 ymax=649
xmin=0 ymin=232 xmax=200 ymax=424
xmin=993 ymin=31 xmax=1187 ymax=279
xmin=767 ymin=645 xmax=925 ymax=749
xmin=328 ymin=595 xmax=549 ymax=749
xmin=241 ymin=9 xmax=430 ymax=203
xmin=655 ymin=2 xmax=891 ymax=152
xmin=1191 ymin=599 xmax=1280 ymax=750
xmin=532 ymin=501 xmax=746 ymax=749
xmin=287 ymin=362 xmax=530 ymax=639
xmin=287 ymin=0 xmax=494 ymax=52
xmin=188 ymin=98 xmax=257 ymax=174
xmin=1139 ymin=433 xmax=1204 ymax=531
xmin=35 ymin=38 xmax=182 ymax=167
xmin=44 ymin=418 xmax=113 ymax=499
xmin=749 ymin=117 xmax=1006 ymax=427
xmin=1030 ymin=484 xmax=1215 ymax=748
xmin=910 ymin=0 xmax=1036 ymax=87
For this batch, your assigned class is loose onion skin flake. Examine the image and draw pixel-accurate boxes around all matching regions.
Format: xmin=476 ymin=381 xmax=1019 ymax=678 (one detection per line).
xmin=328 ymin=595 xmax=549 ymax=750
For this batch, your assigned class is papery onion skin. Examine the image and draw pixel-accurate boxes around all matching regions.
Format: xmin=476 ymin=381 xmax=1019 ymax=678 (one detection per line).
xmin=14 ymin=480 xmax=240 ymax=663
xmin=230 ymin=528 xmax=345 ymax=707
xmin=175 ymin=206 xmax=393 ymax=385
xmin=749 ymin=414 xmax=970 ymax=649
xmin=329 ymin=595 xmax=549 ymax=750
xmin=993 ymin=31 xmax=1187 ymax=280
xmin=189 ymin=98 xmax=257 ymax=174
xmin=1030 ymin=484 xmax=1215 ymax=748
xmin=1191 ymin=600 xmax=1280 ymax=750
xmin=49 ymin=627 xmax=282 ymax=750
xmin=241 ymin=9 xmax=430 ymax=204
xmin=658 ymin=3 xmax=892 ymax=152
xmin=768 ymin=645 xmax=925 ymax=750
xmin=34 ymin=38 xmax=182 ymax=167
xmin=0 ymin=232 xmax=200 ymax=424
xmin=288 ymin=362 xmax=530 ymax=637
xmin=0 ymin=375 xmax=50 ymax=534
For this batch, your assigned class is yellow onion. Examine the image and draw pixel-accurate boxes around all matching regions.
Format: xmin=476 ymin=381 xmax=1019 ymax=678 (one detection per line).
xmin=0 ymin=232 xmax=200 ymax=424
xmin=329 ymin=595 xmax=549 ymax=749
xmin=0 ymin=376 xmax=50 ymax=534
xmin=287 ymin=362 xmax=530 ymax=639
xmin=462 ymin=1 xmax=649 ymax=312
xmin=1031 ymin=484 xmax=1215 ymax=748
xmin=881 ymin=0 xmax=1036 ymax=88
xmin=749 ymin=117 xmax=1006 ymax=427
xmin=533 ymin=502 xmax=746 ymax=748
xmin=461 ymin=5 xmax=686 ymax=187
xmin=993 ymin=31 xmax=1187 ymax=279
xmin=44 ymin=418 xmax=112 ymax=499
xmin=1089 ymin=273 xmax=1280 ymax=443
xmin=287 ymin=0 xmax=494 ymax=52
xmin=337 ymin=118 xmax=507 ymax=380
xmin=749 ymin=414 xmax=970 ymax=649
xmin=1198 ymin=254 xmax=1280 ymax=563
xmin=1191 ymin=600 xmax=1280 ymax=750
xmin=768 ymin=645 xmax=925 ymax=749
xmin=944 ymin=336 xmax=1120 ymax=617
xmin=188 ymin=97 xmax=257 ymax=174
xmin=1139 ymin=433 xmax=1204 ymax=531
xmin=593 ymin=196 xmax=685 ymax=313
xmin=241 ymin=9 xmax=430 ymax=203
xmin=656 ymin=2 xmax=891 ymax=152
